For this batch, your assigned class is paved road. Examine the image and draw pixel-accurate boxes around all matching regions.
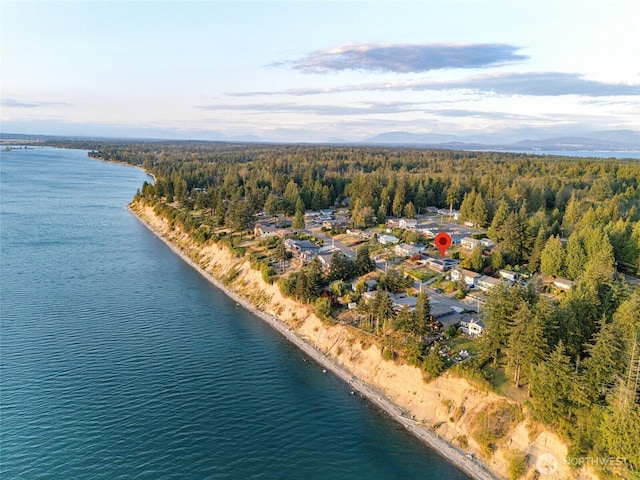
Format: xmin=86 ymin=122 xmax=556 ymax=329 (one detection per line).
xmin=304 ymin=228 xmax=355 ymax=257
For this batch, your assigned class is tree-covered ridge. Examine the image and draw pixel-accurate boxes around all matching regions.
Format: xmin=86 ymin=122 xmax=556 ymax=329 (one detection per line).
xmin=80 ymin=141 xmax=640 ymax=272
xmin=69 ymin=140 xmax=639 ymax=476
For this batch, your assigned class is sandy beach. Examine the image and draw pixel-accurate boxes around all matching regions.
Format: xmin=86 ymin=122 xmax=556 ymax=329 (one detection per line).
xmin=130 ymin=206 xmax=500 ymax=480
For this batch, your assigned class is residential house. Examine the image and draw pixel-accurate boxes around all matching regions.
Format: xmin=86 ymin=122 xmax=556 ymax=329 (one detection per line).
xmin=385 ymin=218 xmax=400 ymax=228
xmin=480 ymin=238 xmax=495 ymax=249
xmin=450 ymin=268 xmax=481 ymax=287
xmin=416 ymin=223 xmax=442 ymax=238
xmin=459 ymin=316 xmax=485 ymax=337
xmin=553 ymin=278 xmax=576 ymax=291
xmin=322 ymin=218 xmax=349 ymax=230
xmin=284 ymin=239 xmax=320 ymax=262
xmin=424 ymin=257 xmax=458 ymax=272
xmin=391 ymin=295 xmax=417 ymax=312
xmin=352 ymin=279 xmax=378 ymax=292
xmin=398 ymin=218 xmax=418 ymax=230
xmin=461 ymin=237 xmax=481 ymax=250
xmin=395 ymin=243 xmax=425 ymax=257
xmin=254 ymin=222 xmax=290 ymax=239
xmin=476 ymin=275 xmax=501 ymax=292
xmin=498 ymin=269 xmax=519 ymax=282
xmin=378 ymin=234 xmax=400 ymax=245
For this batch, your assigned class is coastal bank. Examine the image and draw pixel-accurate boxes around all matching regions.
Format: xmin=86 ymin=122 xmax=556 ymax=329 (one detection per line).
xmin=129 ymin=200 xmax=594 ymax=480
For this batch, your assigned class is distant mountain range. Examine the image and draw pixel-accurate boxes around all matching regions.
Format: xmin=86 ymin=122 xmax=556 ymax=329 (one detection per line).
xmin=2 ymin=129 xmax=638 ymax=151
xmin=362 ymin=129 xmax=640 ymax=151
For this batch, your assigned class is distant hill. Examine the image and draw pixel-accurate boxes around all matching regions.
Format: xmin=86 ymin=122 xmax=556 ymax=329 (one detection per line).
xmin=362 ymin=129 xmax=640 ymax=151
xmin=363 ymin=131 xmax=460 ymax=145
xmin=510 ymin=130 xmax=640 ymax=151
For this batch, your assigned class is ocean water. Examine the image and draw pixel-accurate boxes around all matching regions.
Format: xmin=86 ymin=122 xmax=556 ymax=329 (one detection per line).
xmin=0 ymin=147 xmax=469 ymax=479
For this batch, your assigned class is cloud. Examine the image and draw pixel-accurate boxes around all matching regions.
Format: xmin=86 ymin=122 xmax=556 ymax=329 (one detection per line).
xmin=275 ymin=43 xmax=527 ymax=73
xmin=1 ymin=98 xmax=71 ymax=108
xmin=197 ymin=101 xmax=423 ymax=116
xmin=232 ymin=72 xmax=640 ymax=97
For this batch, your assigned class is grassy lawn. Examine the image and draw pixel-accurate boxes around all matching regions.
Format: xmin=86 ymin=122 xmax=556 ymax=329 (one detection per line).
xmin=483 ymin=359 xmax=529 ymax=403
xmin=447 ymin=336 xmax=480 ymax=355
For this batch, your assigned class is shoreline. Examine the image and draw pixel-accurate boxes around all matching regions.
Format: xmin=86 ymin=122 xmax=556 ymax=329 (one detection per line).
xmin=129 ymin=205 xmax=500 ymax=480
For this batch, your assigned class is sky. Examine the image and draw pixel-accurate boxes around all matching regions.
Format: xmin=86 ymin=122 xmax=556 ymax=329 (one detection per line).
xmin=2 ymin=0 xmax=639 ymax=143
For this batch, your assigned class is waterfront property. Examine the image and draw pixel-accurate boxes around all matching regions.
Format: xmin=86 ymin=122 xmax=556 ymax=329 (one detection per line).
xmin=459 ymin=317 xmax=485 ymax=337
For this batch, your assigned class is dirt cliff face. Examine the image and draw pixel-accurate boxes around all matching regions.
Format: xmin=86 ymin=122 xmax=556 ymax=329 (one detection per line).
xmin=130 ymin=200 xmax=599 ymax=480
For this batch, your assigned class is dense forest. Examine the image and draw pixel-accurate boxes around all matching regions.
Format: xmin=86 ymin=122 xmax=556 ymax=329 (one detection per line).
xmin=54 ymin=140 xmax=639 ymax=477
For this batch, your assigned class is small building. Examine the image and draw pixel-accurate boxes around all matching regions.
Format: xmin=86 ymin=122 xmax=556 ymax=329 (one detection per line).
xmin=378 ymin=234 xmax=400 ymax=245
xmin=459 ymin=316 xmax=485 ymax=337
xmin=450 ymin=268 xmax=481 ymax=287
xmin=398 ymin=218 xmax=418 ymax=230
xmin=498 ymin=269 xmax=519 ymax=282
xmin=553 ymin=278 xmax=576 ymax=291
xmin=395 ymin=243 xmax=425 ymax=257
xmin=480 ymin=238 xmax=495 ymax=249
xmin=476 ymin=275 xmax=501 ymax=292
xmin=461 ymin=237 xmax=481 ymax=250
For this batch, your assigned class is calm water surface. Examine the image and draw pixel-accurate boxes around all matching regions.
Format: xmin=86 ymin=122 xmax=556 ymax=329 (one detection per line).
xmin=0 ymin=147 xmax=469 ymax=479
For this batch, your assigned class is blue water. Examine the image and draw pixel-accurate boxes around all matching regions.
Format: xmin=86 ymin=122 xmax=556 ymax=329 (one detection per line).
xmin=469 ymin=149 xmax=640 ymax=159
xmin=0 ymin=147 xmax=469 ymax=479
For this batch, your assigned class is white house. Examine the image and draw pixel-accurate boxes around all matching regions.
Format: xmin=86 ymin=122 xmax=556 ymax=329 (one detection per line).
xmin=476 ymin=275 xmax=501 ymax=292
xmin=553 ymin=278 xmax=576 ymax=291
xmin=378 ymin=234 xmax=400 ymax=245
xmin=498 ymin=269 xmax=519 ymax=282
xmin=398 ymin=218 xmax=418 ymax=230
xmin=461 ymin=237 xmax=481 ymax=250
xmin=450 ymin=268 xmax=481 ymax=287
xmin=480 ymin=238 xmax=495 ymax=249
xmin=395 ymin=243 xmax=424 ymax=257
xmin=459 ymin=317 xmax=485 ymax=337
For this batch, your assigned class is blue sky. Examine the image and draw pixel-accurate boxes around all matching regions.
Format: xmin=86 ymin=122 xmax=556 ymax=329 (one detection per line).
xmin=2 ymin=0 xmax=639 ymax=142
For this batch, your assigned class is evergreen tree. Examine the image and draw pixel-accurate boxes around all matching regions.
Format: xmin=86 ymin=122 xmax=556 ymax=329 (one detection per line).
xmin=392 ymin=184 xmax=406 ymax=217
xmin=490 ymin=250 xmax=504 ymax=270
xmin=540 ymin=235 xmax=566 ymax=277
xmin=467 ymin=245 xmax=484 ymax=272
xmin=500 ymin=212 xmax=530 ymax=265
xmin=459 ymin=189 xmax=477 ymax=223
xmin=479 ymin=284 xmax=519 ymax=367
xmin=530 ymin=341 xmax=576 ymax=429
xmin=562 ymin=192 xmax=582 ymax=235
xmin=329 ymin=251 xmax=356 ymax=282
xmin=355 ymin=244 xmax=375 ymax=275
xmin=413 ymin=291 xmax=431 ymax=337
xmin=527 ymin=226 xmax=547 ymax=272
xmin=565 ymin=232 xmax=587 ymax=280
xmin=423 ymin=347 xmax=445 ymax=378
xmin=506 ymin=300 xmax=548 ymax=387
xmin=293 ymin=196 xmax=306 ymax=230
xmin=403 ymin=201 xmax=416 ymax=218
xmin=488 ymin=199 xmax=509 ymax=241
xmin=472 ymin=192 xmax=488 ymax=227
xmin=582 ymin=317 xmax=626 ymax=404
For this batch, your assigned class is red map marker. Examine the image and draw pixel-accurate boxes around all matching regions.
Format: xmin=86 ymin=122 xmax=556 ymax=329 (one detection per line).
xmin=434 ymin=232 xmax=452 ymax=257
